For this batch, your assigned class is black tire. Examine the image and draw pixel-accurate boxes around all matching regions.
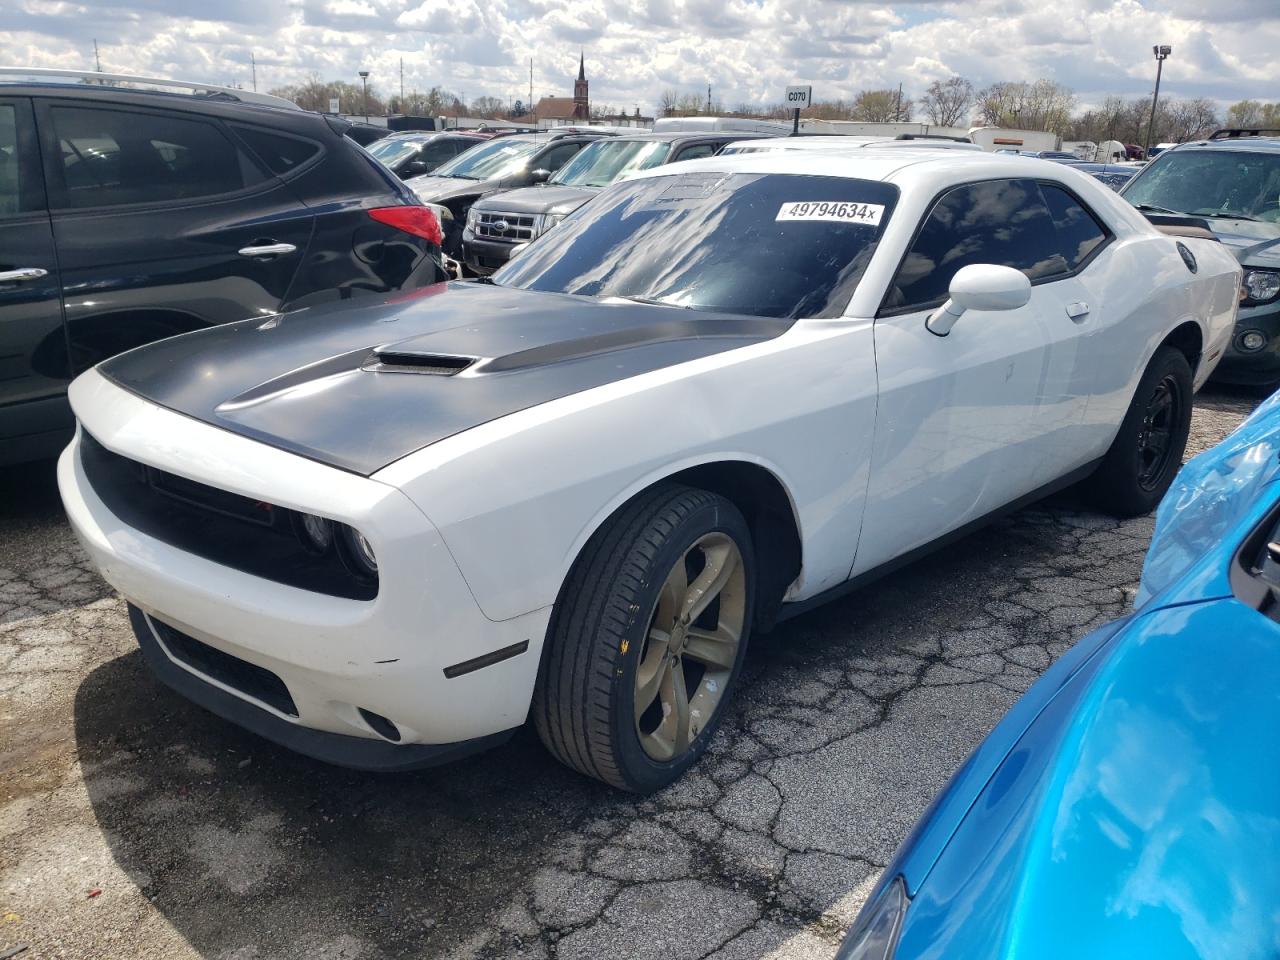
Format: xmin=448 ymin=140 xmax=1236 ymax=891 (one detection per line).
xmin=532 ymin=484 xmax=755 ymax=793
xmin=1084 ymin=345 xmax=1193 ymax=517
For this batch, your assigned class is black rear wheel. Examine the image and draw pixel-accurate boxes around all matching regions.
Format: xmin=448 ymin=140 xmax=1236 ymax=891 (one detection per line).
xmin=1085 ymin=345 xmax=1193 ymax=517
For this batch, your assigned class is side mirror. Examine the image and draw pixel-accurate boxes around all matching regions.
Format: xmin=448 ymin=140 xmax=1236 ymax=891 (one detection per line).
xmin=509 ymin=242 xmax=530 ymax=259
xmin=927 ymin=264 xmax=1031 ymax=337
xmin=401 ymin=160 xmax=429 ymax=176
xmin=530 ymin=168 xmax=552 ymax=184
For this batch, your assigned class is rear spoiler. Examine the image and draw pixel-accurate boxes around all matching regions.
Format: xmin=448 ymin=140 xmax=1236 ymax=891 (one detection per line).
xmin=1141 ymin=212 xmax=1218 ymax=242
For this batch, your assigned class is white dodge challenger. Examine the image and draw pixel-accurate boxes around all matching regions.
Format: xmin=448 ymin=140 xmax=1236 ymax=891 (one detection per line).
xmin=59 ymin=150 xmax=1241 ymax=792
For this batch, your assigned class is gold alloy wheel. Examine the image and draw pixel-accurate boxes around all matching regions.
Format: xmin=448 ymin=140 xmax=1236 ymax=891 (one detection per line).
xmin=633 ymin=532 xmax=747 ymax=762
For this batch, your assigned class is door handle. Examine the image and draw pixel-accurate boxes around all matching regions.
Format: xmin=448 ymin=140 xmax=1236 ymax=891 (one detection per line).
xmin=1066 ymin=301 xmax=1090 ymax=320
xmin=0 ymin=267 xmax=49 ymax=283
xmin=237 ymin=243 xmax=297 ymax=258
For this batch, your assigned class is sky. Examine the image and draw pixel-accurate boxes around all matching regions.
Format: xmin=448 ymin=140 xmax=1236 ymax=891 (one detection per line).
xmin=4 ymin=0 xmax=1278 ymax=116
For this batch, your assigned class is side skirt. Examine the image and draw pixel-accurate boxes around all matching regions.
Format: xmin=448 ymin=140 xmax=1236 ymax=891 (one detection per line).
xmin=776 ymin=458 xmax=1103 ymax=623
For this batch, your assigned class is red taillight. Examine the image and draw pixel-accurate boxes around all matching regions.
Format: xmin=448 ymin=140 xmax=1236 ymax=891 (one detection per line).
xmin=368 ymin=205 xmax=443 ymax=246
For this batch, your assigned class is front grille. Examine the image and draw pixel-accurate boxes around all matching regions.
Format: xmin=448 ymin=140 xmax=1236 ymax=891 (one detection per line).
xmin=474 ymin=210 xmax=537 ymax=242
xmin=79 ymin=432 xmax=377 ymax=601
xmin=150 ymin=615 xmax=298 ymax=717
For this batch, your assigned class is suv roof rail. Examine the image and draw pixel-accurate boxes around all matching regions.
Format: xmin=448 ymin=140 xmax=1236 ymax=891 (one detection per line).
xmin=1209 ymin=127 xmax=1280 ymax=140
xmin=894 ymin=133 xmax=973 ymax=143
xmin=0 ymin=66 xmax=301 ymax=111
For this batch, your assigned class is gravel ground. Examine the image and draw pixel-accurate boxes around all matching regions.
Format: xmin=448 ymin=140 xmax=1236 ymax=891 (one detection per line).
xmin=0 ymin=386 xmax=1263 ymax=960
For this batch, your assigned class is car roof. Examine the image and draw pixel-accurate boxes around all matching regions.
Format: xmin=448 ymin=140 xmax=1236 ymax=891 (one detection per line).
xmin=1171 ymin=136 xmax=1280 ymax=154
xmin=0 ymin=78 xmax=305 ymax=121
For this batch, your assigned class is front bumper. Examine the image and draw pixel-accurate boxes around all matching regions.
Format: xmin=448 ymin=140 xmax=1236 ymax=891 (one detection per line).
xmin=1212 ymin=300 xmax=1280 ymax=385
xmin=461 ymin=230 xmax=518 ymax=276
xmin=59 ymin=370 xmax=550 ymax=764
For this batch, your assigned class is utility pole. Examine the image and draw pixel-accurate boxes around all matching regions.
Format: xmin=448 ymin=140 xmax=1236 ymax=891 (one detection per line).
xmin=1145 ymin=44 xmax=1172 ymax=159
xmin=93 ymin=39 xmax=101 ymax=72
xmin=896 ymin=82 xmax=903 ymax=122
xmin=529 ymin=58 xmax=534 ymax=129
xmin=250 ymin=51 xmax=257 ymax=92
xmin=358 ymin=70 xmax=370 ymax=123
xmin=399 ymin=58 xmax=404 ymax=106
xmin=707 ymin=83 xmax=712 ymax=114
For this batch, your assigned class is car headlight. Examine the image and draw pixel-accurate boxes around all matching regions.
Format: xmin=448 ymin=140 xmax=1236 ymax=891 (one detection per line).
xmin=835 ymin=877 xmax=908 ymax=960
xmin=339 ymin=526 xmax=378 ymax=579
xmin=294 ymin=513 xmax=334 ymax=554
xmin=537 ymin=213 xmax=566 ymax=236
xmin=1243 ymin=269 xmax=1280 ymax=306
xmin=466 ymin=206 xmax=481 ymax=230
xmin=293 ymin=512 xmax=377 ymax=580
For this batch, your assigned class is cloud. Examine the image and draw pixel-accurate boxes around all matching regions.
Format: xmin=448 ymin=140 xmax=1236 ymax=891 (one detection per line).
xmin=3 ymin=0 xmax=1276 ymax=115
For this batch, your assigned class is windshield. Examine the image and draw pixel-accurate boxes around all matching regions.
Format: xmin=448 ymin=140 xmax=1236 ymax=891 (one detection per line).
xmin=494 ymin=172 xmax=898 ymax=319
xmin=433 ymin=138 xmax=536 ymax=180
xmin=550 ymin=140 xmax=672 ymax=187
xmin=1124 ymin=149 xmax=1280 ymax=237
xmin=367 ymin=139 xmax=419 ymax=167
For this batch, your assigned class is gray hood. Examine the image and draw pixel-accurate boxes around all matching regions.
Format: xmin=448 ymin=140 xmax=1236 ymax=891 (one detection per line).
xmin=472 ymin=184 xmax=598 ymax=217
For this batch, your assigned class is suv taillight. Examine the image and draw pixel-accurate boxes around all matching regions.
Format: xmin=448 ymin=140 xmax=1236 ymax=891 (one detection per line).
xmin=368 ymin=206 xmax=442 ymax=246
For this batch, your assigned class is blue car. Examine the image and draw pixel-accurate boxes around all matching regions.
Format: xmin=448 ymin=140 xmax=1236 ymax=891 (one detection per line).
xmin=839 ymin=393 xmax=1280 ymax=960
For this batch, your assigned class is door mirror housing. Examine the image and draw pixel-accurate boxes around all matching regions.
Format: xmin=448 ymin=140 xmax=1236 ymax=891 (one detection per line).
xmin=401 ymin=159 xmax=430 ymax=176
xmin=927 ymin=264 xmax=1032 ymax=336
xmin=530 ymin=168 xmax=552 ymax=184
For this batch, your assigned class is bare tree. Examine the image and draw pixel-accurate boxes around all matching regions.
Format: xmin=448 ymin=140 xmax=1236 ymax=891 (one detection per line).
xmin=272 ymin=74 xmax=386 ymax=116
xmin=1163 ymin=97 xmax=1220 ymax=142
xmin=976 ymin=79 xmax=1074 ymax=132
xmin=919 ymin=76 xmax=973 ymax=127
xmin=469 ymin=95 xmax=506 ymax=118
xmin=851 ymin=88 xmax=910 ymax=122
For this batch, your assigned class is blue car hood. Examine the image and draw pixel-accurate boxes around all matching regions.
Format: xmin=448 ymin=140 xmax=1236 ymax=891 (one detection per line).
xmin=893 ymin=597 xmax=1280 ymax=959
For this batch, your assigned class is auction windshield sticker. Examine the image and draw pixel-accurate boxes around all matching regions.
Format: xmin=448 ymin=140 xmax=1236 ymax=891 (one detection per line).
xmin=776 ymin=201 xmax=884 ymax=225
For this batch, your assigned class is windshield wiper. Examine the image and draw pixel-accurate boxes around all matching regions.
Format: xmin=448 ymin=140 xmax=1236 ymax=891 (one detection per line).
xmin=1134 ymin=202 xmax=1185 ymax=216
xmin=1201 ymin=211 xmax=1264 ymax=223
xmin=612 ymin=294 xmax=691 ymax=310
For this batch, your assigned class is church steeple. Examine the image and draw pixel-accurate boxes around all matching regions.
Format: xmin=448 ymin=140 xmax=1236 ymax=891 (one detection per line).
xmin=573 ymin=50 xmax=589 ymax=120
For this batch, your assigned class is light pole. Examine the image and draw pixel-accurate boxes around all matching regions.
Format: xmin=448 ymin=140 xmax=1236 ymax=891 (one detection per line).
xmin=1144 ymin=45 xmax=1171 ymax=159
xmin=358 ymin=70 xmax=370 ymax=123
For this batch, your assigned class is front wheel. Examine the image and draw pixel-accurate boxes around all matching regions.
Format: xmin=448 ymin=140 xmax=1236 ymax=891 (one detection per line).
xmin=1084 ymin=345 xmax=1193 ymax=517
xmin=533 ymin=485 xmax=755 ymax=792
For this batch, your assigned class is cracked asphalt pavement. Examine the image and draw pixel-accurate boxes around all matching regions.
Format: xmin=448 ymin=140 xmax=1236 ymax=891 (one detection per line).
xmin=0 ymin=387 xmax=1264 ymax=960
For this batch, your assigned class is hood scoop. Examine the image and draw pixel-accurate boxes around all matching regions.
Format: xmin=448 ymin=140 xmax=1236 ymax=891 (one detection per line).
xmin=362 ymin=350 xmax=478 ymax=376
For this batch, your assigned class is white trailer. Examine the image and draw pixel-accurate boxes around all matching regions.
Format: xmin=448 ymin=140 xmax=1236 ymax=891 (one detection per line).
xmin=798 ymin=119 xmax=970 ymax=139
xmin=967 ymin=127 xmax=1061 ymax=153
xmin=652 ymin=116 xmax=790 ymax=135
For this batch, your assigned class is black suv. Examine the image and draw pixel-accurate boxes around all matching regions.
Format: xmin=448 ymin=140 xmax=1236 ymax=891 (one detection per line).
xmin=0 ymin=75 xmax=444 ymax=465
xmin=1122 ymin=129 xmax=1280 ymax=384
xmin=404 ymin=131 xmax=611 ymax=257
xmin=366 ymin=131 xmax=488 ymax=179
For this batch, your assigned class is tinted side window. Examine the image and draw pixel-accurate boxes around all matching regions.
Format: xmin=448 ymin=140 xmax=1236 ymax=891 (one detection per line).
xmin=674 ymin=143 xmax=717 ymax=162
xmin=537 ymin=142 xmax=582 ymax=173
xmin=233 ymin=125 xmax=320 ymax=176
xmin=887 ymin=178 xmax=1064 ymax=312
xmin=1040 ymin=183 xmax=1108 ymax=270
xmin=421 ymin=139 xmax=459 ymax=165
xmin=0 ymin=105 xmax=20 ymax=215
xmin=50 ymin=106 xmax=260 ymax=208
